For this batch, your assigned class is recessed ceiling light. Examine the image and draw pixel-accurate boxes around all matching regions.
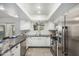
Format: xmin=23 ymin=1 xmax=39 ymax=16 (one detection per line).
xmin=37 ymin=11 xmax=41 ymax=14
xmin=8 ymin=13 xmax=19 ymax=18
xmin=74 ymin=17 xmax=79 ymax=20
xmin=0 ymin=5 xmax=5 ymax=10
xmin=14 ymin=15 xmax=19 ymax=18
xmin=37 ymin=6 xmax=41 ymax=9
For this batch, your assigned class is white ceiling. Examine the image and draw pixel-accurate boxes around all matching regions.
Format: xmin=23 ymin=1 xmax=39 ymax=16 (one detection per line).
xmin=17 ymin=3 xmax=61 ymax=21
xmin=0 ymin=3 xmax=79 ymax=23
xmin=0 ymin=3 xmax=30 ymax=21
xmin=0 ymin=3 xmax=18 ymax=18
xmin=0 ymin=3 xmax=61 ymax=22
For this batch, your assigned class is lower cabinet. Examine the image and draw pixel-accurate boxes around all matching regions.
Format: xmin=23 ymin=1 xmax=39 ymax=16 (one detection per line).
xmin=11 ymin=44 xmax=20 ymax=56
xmin=3 ymin=51 xmax=10 ymax=56
xmin=3 ymin=44 xmax=20 ymax=56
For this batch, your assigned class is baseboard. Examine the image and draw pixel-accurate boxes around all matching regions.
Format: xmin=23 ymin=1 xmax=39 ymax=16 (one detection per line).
xmin=28 ymin=46 xmax=51 ymax=48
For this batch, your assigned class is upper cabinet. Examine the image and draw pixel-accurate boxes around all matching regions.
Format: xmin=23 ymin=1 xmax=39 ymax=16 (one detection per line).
xmin=20 ymin=20 xmax=32 ymax=31
xmin=44 ymin=22 xmax=55 ymax=30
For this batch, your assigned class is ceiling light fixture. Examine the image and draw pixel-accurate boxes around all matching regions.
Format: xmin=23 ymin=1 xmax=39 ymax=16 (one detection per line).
xmin=8 ymin=13 xmax=19 ymax=18
xmin=37 ymin=6 xmax=41 ymax=9
xmin=14 ymin=15 xmax=19 ymax=18
xmin=74 ymin=17 xmax=79 ymax=20
xmin=0 ymin=5 xmax=5 ymax=11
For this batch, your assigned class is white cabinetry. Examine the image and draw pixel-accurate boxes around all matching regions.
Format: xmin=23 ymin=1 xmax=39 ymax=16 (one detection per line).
xmin=44 ymin=22 xmax=55 ymax=30
xmin=27 ymin=37 xmax=50 ymax=47
xmin=3 ymin=44 xmax=20 ymax=56
xmin=3 ymin=51 xmax=10 ymax=56
xmin=11 ymin=44 xmax=20 ymax=56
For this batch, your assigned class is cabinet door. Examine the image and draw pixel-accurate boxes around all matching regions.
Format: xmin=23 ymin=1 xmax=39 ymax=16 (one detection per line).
xmin=11 ymin=44 xmax=20 ymax=56
xmin=27 ymin=37 xmax=51 ymax=46
xmin=14 ymin=44 xmax=20 ymax=56
xmin=3 ymin=51 xmax=10 ymax=56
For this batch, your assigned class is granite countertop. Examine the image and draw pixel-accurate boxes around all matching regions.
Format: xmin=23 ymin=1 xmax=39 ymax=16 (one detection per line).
xmin=0 ymin=36 xmax=26 ymax=56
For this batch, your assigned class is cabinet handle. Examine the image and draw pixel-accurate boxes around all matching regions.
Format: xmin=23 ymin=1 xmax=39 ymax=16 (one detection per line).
xmin=16 ymin=46 xmax=18 ymax=48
